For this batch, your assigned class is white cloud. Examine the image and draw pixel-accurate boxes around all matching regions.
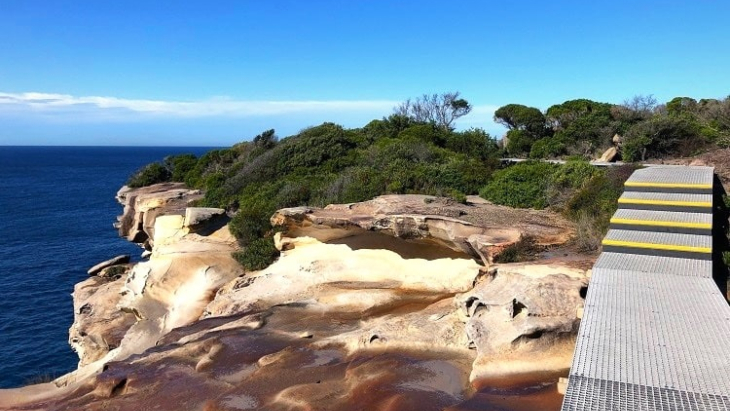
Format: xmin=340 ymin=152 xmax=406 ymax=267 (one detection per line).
xmin=0 ymin=91 xmax=507 ymax=138
xmin=0 ymin=91 xmax=399 ymax=120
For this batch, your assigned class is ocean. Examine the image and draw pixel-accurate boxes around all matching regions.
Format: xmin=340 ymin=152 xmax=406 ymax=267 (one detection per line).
xmin=0 ymin=146 xmax=213 ymax=388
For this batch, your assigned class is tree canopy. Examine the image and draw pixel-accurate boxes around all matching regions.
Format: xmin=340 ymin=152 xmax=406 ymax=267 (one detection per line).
xmin=126 ymin=91 xmax=730 ymax=270
xmin=394 ymin=91 xmax=472 ymax=130
xmin=493 ymin=94 xmax=730 ymax=160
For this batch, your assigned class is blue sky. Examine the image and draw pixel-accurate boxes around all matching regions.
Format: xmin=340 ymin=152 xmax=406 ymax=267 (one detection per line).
xmin=1 ymin=1 xmax=729 ymax=146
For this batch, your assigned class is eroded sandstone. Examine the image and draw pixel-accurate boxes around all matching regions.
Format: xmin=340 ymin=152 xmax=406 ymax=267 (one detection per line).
xmin=271 ymin=194 xmax=575 ymax=265
xmin=115 ymin=182 xmax=203 ymax=244
xmin=0 ymin=187 xmax=591 ymax=411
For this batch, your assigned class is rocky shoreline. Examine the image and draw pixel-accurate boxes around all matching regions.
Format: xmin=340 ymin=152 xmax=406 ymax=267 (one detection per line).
xmin=0 ymin=184 xmax=592 ymax=411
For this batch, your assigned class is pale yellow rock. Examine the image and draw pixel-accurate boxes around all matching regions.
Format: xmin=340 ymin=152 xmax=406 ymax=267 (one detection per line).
xmin=598 ymin=146 xmax=618 ymax=162
xmin=558 ymin=377 xmax=569 ymax=394
xmin=115 ymin=183 xmax=202 ymax=243
xmin=457 ymin=263 xmax=588 ymax=382
xmin=205 ymin=236 xmax=481 ymax=318
xmin=0 ymin=190 xmax=589 ymax=410
xmin=183 ymin=207 xmax=225 ymax=228
xmin=153 ymin=214 xmax=185 ymax=245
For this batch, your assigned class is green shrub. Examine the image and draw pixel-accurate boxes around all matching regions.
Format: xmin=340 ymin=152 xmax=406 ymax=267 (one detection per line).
xmin=278 ymin=123 xmax=355 ymax=172
xmin=126 ymin=162 xmax=171 ymax=188
xmin=550 ymin=160 xmax=601 ymax=190
xmin=565 ymin=165 xmax=639 ymax=247
xmin=228 ymin=205 xmax=274 ymax=246
xmin=717 ymin=135 xmax=730 ymax=149
xmin=723 ymin=251 xmax=730 ymax=267
xmin=165 ymin=154 xmax=198 ymax=182
xmin=504 ymin=129 xmax=536 ymax=157
xmin=623 ymin=115 xmax=704 ymax=161
xmin=529 ymin=136 xmax=567 ymax=159
xmin=445 ymin=128 xmax=500 ymax=160
xmin=397 ymin=123 xmax=448 ymax=146
xmin=185 ymin=149 xmax=238 ymax=188
xmin=433 ymin=157 xmax=494 ymax=195
xmin=449 ymin=189 xmax=467 ymax=204
xmin=479 ymin=162 xmax=559 ymax=209
xmin=232 ymin=237 xmax=280 ymax=271
xmin=546 ymin=160 xmax=603 ymax=210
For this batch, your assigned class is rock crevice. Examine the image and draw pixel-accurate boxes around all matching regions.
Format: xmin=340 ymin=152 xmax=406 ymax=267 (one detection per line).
xmin=0 ymin=188 xmax=592 ymax=411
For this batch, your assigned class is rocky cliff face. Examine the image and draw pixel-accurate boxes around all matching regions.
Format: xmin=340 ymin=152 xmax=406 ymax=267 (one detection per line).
xmin=272 ymin=194 xmax=575 ymax=265
xmin=0 ymin=186 xmax=591 ymax=411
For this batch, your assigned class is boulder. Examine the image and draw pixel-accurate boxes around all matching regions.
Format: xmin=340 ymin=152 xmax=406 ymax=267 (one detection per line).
xmin=205 ymin=236 xmax=481 ymax=319
xmin=115 ymin=183 xmax=203 ymax=244
xmin=152 ymin=214 xmax=185 ymax=245
xmin=69 ymin=274 xmax=136 ymax=366
xmin=87 ymin=255 xmax=130 ymax=276
xmin=457 ymin=263 xmax=588 ymax=380
xmin=183 ymin=207 xmax=225 ymax=228
xmin=597 ymin=146 xmax=618 ymax=162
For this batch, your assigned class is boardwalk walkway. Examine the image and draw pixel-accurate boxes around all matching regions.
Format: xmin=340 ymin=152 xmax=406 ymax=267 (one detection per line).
xmin=561 ymin=166 xmax=730 ymax=410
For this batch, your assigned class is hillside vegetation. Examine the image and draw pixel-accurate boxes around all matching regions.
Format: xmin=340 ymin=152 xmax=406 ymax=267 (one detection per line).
xmin=127 ymin=92 xmax=726 ymax=269
xmin=496 ymin=95 xmax=730 ymax=160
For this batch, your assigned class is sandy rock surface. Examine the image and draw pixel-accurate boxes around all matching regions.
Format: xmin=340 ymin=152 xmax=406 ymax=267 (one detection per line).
xmin=0 ymin=188 xmax=592 ymax=411
xmin=115 ymin=182 xmax=203 ymax=244
xmin=68 ymin=274 xmax=136 ymax=367
xmin=87 ymin=254 xmax=130 ymax=275
xmin=272 ymin=194 xmax=575 ymax=265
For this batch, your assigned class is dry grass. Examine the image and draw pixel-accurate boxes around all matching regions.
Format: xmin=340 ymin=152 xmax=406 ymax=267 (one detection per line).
xmin=494 ymin=235 xmax=542 ymax=263
xmin=572 ymin=212 xmax=603 ymax=253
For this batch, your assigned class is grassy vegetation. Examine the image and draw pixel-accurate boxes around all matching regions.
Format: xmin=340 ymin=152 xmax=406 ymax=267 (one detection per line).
xmin=127 ymin=92 xmax=727 ymax=269
xmin=496 ymin=95 xmax=730 ymax=161
xmin=481 ymin=160 xmax=638 ymax=252
xmin=128 ymin=113 xmax=502 ymax=269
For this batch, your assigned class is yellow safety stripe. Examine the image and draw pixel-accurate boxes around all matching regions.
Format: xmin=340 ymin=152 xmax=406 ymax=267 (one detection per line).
xmin=602 ymin=239 xmax=711 ymax=254
xmin=618 ymin=198 xmax=712 ymax=207
xmin=609 ymin=218 xmax=712 ymax=229
xmin=624 ymin=182 xmax=712 ymax=189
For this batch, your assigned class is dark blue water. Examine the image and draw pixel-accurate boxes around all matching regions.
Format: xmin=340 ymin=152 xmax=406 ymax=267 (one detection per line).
xmin=0 ymin=146 xmax=213 ymax=388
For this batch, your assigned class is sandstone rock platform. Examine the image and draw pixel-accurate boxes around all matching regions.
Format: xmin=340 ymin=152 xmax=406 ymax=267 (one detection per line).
xmin=0 ymin=186 xmax=593 ymax=411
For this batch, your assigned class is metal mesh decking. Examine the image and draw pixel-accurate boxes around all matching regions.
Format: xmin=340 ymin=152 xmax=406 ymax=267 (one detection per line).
xmin=561 ymin=165 xmax=730 ymax=410
xmin=625 ymin=166 xmax=714 ymax=194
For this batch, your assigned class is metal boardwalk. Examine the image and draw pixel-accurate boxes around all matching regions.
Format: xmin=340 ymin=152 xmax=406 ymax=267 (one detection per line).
xmin=561 ymin=165 xmax=730 ymax=411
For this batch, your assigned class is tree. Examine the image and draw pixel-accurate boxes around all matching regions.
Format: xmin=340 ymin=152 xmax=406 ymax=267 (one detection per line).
xmin=493 ymin=104 xmax=550 ymax=156
xmin=253 ymin=129 xmax=278 ymax=149
xmin=445 ymin=128 xmax=500 ymax=160
xmin=546 ymin=99 xmax=613 ymax=130
xmin=623 ymin=95 xmax=658 ymax=117
xmin=394 ymin=92 xmax=472 ymax=130
xmin=494 ymin=104 xmax=547 ymax=134
xmin=545 ymin=99 xmax=616 ymax=156
xmin=622 ymin=115 xmax=702 ymax=161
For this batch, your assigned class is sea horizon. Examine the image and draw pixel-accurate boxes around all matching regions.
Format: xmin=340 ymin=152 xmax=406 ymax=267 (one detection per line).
xmin=0 ymin=145 xmax=214 ymax=388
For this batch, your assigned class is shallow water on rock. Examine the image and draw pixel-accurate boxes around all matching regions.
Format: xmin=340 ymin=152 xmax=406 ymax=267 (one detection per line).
xmin=450 ymin=371 xmax=567 ymax=411
xmin=327 ymin=230 xmax=474 ymax=261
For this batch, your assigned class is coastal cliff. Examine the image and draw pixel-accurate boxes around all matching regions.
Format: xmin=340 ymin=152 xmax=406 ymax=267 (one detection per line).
xmin=0 ymin=184 xmax=592 ymax=411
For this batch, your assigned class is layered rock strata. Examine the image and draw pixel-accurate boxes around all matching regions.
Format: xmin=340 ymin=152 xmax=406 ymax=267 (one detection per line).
xmin=272 ymin=194 xmax=575 ymax=265
xmin=0 ymin=186 xmax=591 ymax=411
